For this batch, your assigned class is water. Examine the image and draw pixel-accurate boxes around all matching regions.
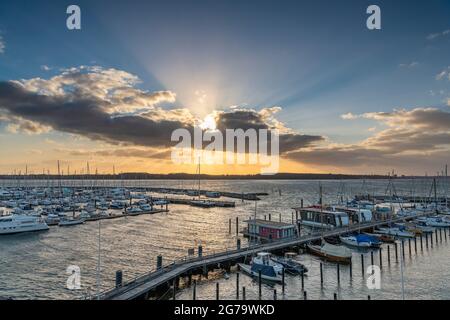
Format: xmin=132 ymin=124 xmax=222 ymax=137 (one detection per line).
xmin=0 ymin=179 xmax=449 ymax=300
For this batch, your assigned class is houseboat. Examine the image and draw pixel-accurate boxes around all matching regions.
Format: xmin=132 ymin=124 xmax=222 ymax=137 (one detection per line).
xmin=294 ymin=207 xmax=349 ymax=229
xmin=243 ymin=219 xmax=297 ymax=241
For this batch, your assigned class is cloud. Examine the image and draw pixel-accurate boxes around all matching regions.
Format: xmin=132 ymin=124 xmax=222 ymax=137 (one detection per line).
xmin=58 ymin=147 xmax=172 ymax=160
xmin=399 ymin=62 xmax=419 ymax=68
xmin=436 ymin=67 xmax=450 ymax=81
xmin=41 ymin=65 xmax=52 ymax=71
xmin=0 ymin=66 xmax=321 ymax=157
xmin=340 ymin=112 xmax=358 ymax=120
xmin=427 ymin=29 xmax=450 ymax=40
xmin=0 ymin=35 xmax=5 ymax=54
xmin=287 ymin=107 xmax=450 ymax=172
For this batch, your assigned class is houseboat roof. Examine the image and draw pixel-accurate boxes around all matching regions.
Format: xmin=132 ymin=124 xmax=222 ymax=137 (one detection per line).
xmin=244 ymin=219 xmax=295 ymax=229
xmin=292 ymin=207 xmax=348 ymax=215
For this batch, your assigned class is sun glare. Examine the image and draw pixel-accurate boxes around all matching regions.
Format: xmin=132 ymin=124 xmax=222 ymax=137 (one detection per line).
xmin=200 ymin=114 xmax=217 ymax=131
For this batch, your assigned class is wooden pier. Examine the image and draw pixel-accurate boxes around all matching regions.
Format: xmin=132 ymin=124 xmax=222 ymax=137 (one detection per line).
xmin=97 ymin=213 xmax=424 ymax=300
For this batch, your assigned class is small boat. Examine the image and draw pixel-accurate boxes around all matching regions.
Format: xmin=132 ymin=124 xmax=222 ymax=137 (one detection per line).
xmin=190 ymin=200 xmax=215 ymax=208
xmin=395 ymin=223 xmax=423 ymax=236
xmin=363 ymin=232 xmax=395 ymax=243
xmin=374 ymin=227 xmax=415 ymax=238
xmin=417 ymin=217 xmax=450 ymax=228
xmin=271 ymin=252 xmax=308 ymax=275
xmin=139 ymin=204 xmax=154 ymax=213
xmin=307 ymin=241 xmax=352 ymax=264
xmin=153 ymin=200 xmax=168 ymax=206
xmin=205 ymin=191 xmax=221 ymax=198
xmin=59 ymin=218 xmax=85 ymax=227
xmin=126 ymin=207 xmax=142 ymax=215
xmin=340 ymin=234 xmax=381 ymax=248
xmin=238 ymin=252 xmax=283 ymax=282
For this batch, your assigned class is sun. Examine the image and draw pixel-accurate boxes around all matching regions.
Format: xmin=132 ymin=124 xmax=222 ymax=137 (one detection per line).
xmin=200 ymin=114 xmax=217 ymax=131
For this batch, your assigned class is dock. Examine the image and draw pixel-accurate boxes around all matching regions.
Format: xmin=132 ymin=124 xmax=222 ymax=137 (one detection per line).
xmin=96 ymin=213 xmax=425 ymax=300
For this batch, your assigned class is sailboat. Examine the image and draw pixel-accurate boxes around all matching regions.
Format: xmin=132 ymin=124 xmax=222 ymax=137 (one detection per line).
xmin=190 ymin=160 xmax=215 ymax=208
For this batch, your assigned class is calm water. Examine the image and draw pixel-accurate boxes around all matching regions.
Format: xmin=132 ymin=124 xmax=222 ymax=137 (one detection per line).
xmin=0 ymin=179 xmax=449 ymax=300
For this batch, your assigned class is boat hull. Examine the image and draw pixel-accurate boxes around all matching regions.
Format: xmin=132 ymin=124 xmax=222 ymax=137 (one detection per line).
xmin=238 ymin=263 xmax=283 ymax=282
xmin=306 ymin=244 xmax=352 ymax=264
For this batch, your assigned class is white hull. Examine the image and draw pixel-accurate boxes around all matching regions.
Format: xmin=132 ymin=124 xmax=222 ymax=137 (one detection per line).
xmin=300 ymin=221 xmax=334 ymax=229
xmin=339 ymin=236 xmax=371 ymax=248
xmin=0 ymin=223 xmax=49 ymax=235
xmin=375 ymin=228 xmax=415 ymax=238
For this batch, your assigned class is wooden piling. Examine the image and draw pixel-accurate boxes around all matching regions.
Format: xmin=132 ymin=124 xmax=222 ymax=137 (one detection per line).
xmin=236 ymin=217 xmax=239 ymax=235
xmin=426 ymin=233 xmax=429 ymax=248
xmin=282 ymin=268 xmax=285 ymax=293
xmin=387 ymin=245 xmax=391 ymax=265
xmin=242 ymin=287 xmax=246 ymax=300
xmin=361 ymin=254 xmax=364 ymax=277
xmin=236 ymin=273 xmax=239 ymax=300
xmin=334 ymin=293 xmax=337 ymax=300
xmin=303 ymin=291 xmax=307 ymax=300
xmin=349 ymin=261 xmax=352 ymax=278
xmin=193 ymin=280 xmax=197 ymax=300
xmin=320 ymin=262 xmax=323 ymax=285
xmin=371 ymin=251 xmax=374 ymax=266
xmin=414 ymin=238 xmax=417 ymax=253
xmin=395 ymin=243 xmax=398 ymax=262
xmin=273 ymin=289 xmax=277 ymax=300
xmin=401 ymin=240 xmax=405 ymax=260
xmin=258 ymin=270 xmax=262 ymax=300
xmin=408 ymin=239 xmax=412 ymax=256
xmin=229 ymin=219 xmax=231 ymax=234
xmin=379 ymin=248 xmax=382 ymax=269
xmin=420 ymin=235 xmax=423 ymax=251
xmin=172 ymin=278 xmax=176 ymax=300
xmin=216 ymin=282 xmax=219 ymax=300
xmin=439 ymin=229 xmax=442 ymax=242
xmin=301 ymin=270 xmax=305 ymax=289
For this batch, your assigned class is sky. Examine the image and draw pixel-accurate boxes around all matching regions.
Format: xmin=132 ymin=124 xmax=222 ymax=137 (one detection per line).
xmin=0 ymin=0 xmax=449 ymax=175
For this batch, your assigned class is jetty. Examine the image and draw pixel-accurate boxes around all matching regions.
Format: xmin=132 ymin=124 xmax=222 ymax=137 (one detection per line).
xmin=96 ymin=213 xmax=425 ymax=300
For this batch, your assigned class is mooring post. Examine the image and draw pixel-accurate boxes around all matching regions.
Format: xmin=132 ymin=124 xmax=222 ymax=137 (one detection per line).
xmin=368 ymin=295 xmax=371 ymax=300
xmin=379 ymin=248 xmax=382 ymax=269
xmin=258 ymin=270 xmax=262 ymax=300
xmin=444 ymin=228 xmax=447 ymax=241
xmin=361 ymin=254 xmax=364 ymax=277
xmin=157 ymin=255 xmax=163 ymax=270
xmin=173 ymin=278 xmax=176 ymax=300
xmin=115 ymin=270 xmax=123 ymax=289
xmin=229 ymin=219 xmax=231 ymax=234
xmin=334 ymin=293 xmax=337 ymax=300
xmin=282 ymin=268 xmax=285 ymax=294
xmin=414 ymin=238 xmax=417 ymax=253
xmin=435 ymin=229 xmax=438 ymax=244
xmin=198 ymin=245 xmax=203 ymax=258
xmin=301 ymin=199 xmax=304 ymax=208
xmin=371 ymin=251 xmax=374 ymax=266
xmin=193 ymin=280 xmax=197 ymax=300
xmin=439 ymin=229 xmax=442 ymax=242
xmin=426 ymin=233 xmax=429 ymax=248
xmin=420 ymin=234 xmax=423 ymax=251
xmin=236 ymin=217 xmax=239 ymax=235
xmin=235 ymin=273 xmax=240 ymax=300
xmin=387 ymin=245 xmax=391 ymax=265
xmin=408 ymin=239 xmax=411 ymax=256
xmin=337 ymin=264 xmax=340 ymax=285
xmin=303 ymin=291 xmax=307 ymax=300
xmin=216 ymin=282 xmax=220 ymax=300
xmin=401 ymin=240 xmax=405 ymax=260
xmin=269 ymin=214 xmax=271 ymax=221
xmin=279 ymin=214 xmax=281 ymax=222
xmin=320 ymin=262 xmax=323 ymax=285
xmin=292 ymin=211 xmax=294 ymax=224
xmin=264 ymin=215 xmax=267 ymax=220
xmin=395 ymin=243 xmax=398 ymax=262
xmin=431 ymin=231 xmax=434 ymax=247
xmin=273 ymin=289 xmax=277 ymax=300
xmin=349 ymin=261 xmax=353 ymax=279
xmin=237 ymin=238 xmax=241 ymax=250
xmin=242 ymin=286 xmax=246 ymax=300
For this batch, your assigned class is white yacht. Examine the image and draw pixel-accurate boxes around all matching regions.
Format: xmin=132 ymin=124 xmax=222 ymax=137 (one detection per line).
xmin=0 ymin=214 xmax=49 ymax=235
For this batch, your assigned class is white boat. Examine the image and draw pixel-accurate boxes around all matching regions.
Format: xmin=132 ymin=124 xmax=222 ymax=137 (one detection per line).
xmin=417 ymin=217 xmax=450 ymax=228
xmin=59 ymin=218 xmax=85 ymax=227
xmin=374 ymin=227 xmax=415 ymax=238
xmin=238 ymin=252 xmax=283 ymax=282
xmin=126 ymin=207 xmax=142 ymax=215
xmin=0 ymin=214 xmax=49 ymax=235
xmin=339 ymin=234 xmax=381 ymax=248
xmin=139 ymin=204 xmax=153 ymax=213
xmin=153 ymin=200 xmax=168 ymax=206
xmin=190 ymin=200 xmax=215 ymax=208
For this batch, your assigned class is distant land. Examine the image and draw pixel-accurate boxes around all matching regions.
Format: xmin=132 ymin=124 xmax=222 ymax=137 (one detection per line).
xmin=0 ymin=173 xmax=440 ymax=180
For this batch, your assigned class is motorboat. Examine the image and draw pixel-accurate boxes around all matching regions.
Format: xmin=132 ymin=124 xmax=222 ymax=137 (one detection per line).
xmin=139 ymin=204 xmax=153 ymax=213
xmin=59 ymin=218 xmax=85 ymax=227
xmin=190 ymin=200 xmax=215 ymax=208
xmin=340 ymin=234 xmax=381 ymax=248
xmin=0 ymin=214 xmax=49 ymax=235
xmin=306 ymin=241 xmax=352 ymax=264
xmin=374 ymin=227 xmax=415 ymax=238
xmin=238 ymin=252 xmax=283 ymax=282
xmin=417 ymin=217 xmax=450 ymax=228
xmin=126 ymin=207 xmax=142 ymax=215
xmin=271 ymin=252 xmax=308 ymax=275
xmin=363 ymin=232 xmax=396 ymax=243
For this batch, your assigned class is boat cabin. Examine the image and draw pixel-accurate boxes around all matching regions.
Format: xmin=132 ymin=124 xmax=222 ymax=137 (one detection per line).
xmin=243 ymin=219 xmax=296 ymax=241
xmin=293 ymin=207 xmax=349 ymax=229
xmin=328 ymin=207 xmax=373 ymax=224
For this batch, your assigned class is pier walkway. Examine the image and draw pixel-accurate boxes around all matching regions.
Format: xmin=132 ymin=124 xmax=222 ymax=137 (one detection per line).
xmin=98 ymin=213 xmax=422 ymax=300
